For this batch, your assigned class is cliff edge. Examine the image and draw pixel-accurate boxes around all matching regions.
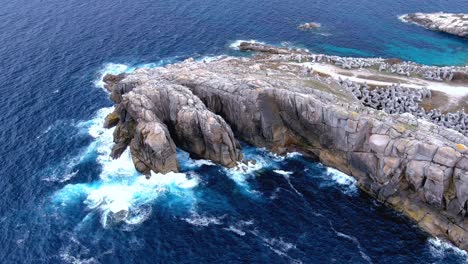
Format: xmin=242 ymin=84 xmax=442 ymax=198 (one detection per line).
xmin=103 ymin=43 xmax=468 ymax=250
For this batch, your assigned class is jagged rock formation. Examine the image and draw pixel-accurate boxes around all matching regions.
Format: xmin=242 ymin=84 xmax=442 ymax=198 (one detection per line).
xmin=103 ymin=70 xmax=242 ymax=174
xmin=103 ymin=44 xmax=468 ymax=250
xmin=400 ymin=12 xmax=468 ymax=37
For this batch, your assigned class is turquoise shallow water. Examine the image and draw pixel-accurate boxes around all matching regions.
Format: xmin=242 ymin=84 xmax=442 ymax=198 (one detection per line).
xmin=0 ymin=0 xmax=467 ymax=263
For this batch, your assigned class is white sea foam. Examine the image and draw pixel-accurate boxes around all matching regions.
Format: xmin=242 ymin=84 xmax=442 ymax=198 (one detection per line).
xmin=196 ymin=55 xmax=226 ymax=63
xmin=334 ymin=230 xmax=372 ymax=264
xmin=223 ymin=219 xmax=254 ymax=236
xmin=224 ymin=146 xmax=279 ymax=182
xmin=93 ymin=63 xmax=131 ymax=89
xmin=53 ymin=106 xmax=199 ymax=228
xmin=286 ymin=152 xmax=302 ymax=158
xmin=223 ymin=226 xmax=246 ymax=236
xmin=428 ymin=237 xmax=468 ymax=261
xmin=93 ymin=59 xmax=177 ymax=90
xmin=229 ymin=39 xmax=266 ymax=50
xmin=268 ymin=151 xmax=302 ymax=162
xmin=274 ymin=170 xmax=303 ymax=197
xmin=36 ymin=124 xmax=54 ymax=139
xmin=263 ymin=237 xmax=296 ymax=252
xmin=59 ymin=252 xmax=98 ymax=264
xmin=325 ymin=167 xmax=358 ymax=195
xmin=58 ymin=232 xmax=114 ymax=264
xmin=273 ymin=170 xmax=293 ymax=176
xmin=251 ymin=230 xmax=302 ymax=264
xmin=397 ymin=14 xmax=410 ymax=24
xmin=239 ymin=219 xmax=254 ymax=226
xmin=224 ymin=160 xmax=263 ymax=187
xmin=224 ymin=147 xmax=302 ymax=196
xmin=177 ymin=150 xmax=215 ymax=170
xmin=52 ymin=58 xmax=207 ymax=229
xmin=181 ymin=212 xmax=225 ymax=227
xmin=42 ymin=170 xmax=79 ymax=183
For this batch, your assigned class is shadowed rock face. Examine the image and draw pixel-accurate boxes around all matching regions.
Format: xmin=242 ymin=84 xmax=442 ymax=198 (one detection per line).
xmin=103 ymin=71 xmax=243 ymax=174
xmin=401 ymin=12 xmax=468 ymax=37
xmin=103 ymin=44 xmax=468 ymax=250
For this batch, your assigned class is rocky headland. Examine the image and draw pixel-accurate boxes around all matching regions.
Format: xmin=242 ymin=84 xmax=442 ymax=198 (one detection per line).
xmin=400 ymin=12 xmax=468 ymax=37
xmin=103 ymin=43 xmax=468 ymax=250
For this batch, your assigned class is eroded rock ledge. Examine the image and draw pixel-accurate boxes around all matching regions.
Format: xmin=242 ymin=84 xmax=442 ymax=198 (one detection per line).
xmin=400 ymin=12 xmax=468 ymax=37
xmin=103 ymin=44 xmax=468 ymax=250
xmin=103 ymin=72 xmax=242 ymax=175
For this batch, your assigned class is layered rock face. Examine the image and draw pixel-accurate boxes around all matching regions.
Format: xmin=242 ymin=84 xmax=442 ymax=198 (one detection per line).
xmin=103 ymin=45 xmax=468 ymax=250
xmin=400 ymin=12 xmax=468 ymax=37
xmin=103 ymin=71 xmax=242 ymax=174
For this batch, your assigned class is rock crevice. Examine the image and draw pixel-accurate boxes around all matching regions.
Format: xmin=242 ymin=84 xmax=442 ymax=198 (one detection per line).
xmin=104 ymin=73 xmax=243 ymax=174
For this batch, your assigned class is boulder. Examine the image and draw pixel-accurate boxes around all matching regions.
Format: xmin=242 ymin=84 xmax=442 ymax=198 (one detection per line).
xmin=298 ymin=22 xmax=321 ymax=30
xmin=433 ymin=147 xmax=461 ymax=167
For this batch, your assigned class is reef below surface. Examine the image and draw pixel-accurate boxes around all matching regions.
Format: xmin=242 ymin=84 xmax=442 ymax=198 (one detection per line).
xmin=103 ymin=43 xmax=468 ymax=251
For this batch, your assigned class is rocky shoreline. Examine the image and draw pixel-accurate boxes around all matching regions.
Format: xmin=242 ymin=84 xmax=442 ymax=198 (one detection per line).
xmin=400 ymin=12 xmax=468 ymax=37
xmin=238 ymin=42 xmax=468 ymax=83
xmin=103 ymin=43 xmax=468 ymax=250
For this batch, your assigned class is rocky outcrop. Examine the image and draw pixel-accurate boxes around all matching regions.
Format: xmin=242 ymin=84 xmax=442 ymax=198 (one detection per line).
xmin=103 ymin=44 xmax=468 ymax=250
xmin=238 ymin=42 xmax=300 ymax=55
xmin=103 ymin=70 xmax=242 ymax=174
xmin=239 ymin=43 xmax=468 ymax=83
xmin=400 ymin=12 xmax=468 ymax=37
xmin=298 ymin=22 xmax=321 ymax=30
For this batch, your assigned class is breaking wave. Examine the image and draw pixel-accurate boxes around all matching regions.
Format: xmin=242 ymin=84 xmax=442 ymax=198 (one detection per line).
xmin=428 ymin=238 xmax=468 ymax=262
xmin=228 ymin=39 xmax=266 ymax=50
xmin=177 ymin=150 xmax=215 ymax=171
xmin=93 ymin=58 xmax=180 ymax=90
xmin=324 ymin=167 xmax=358 ymax=195
xmin=51 ymin=62 xmax=200 ymax=229
xmin=52 ymin=107 xmax=200 ymax=228
xmin=223 ymin=146 xmax=283 ymax=196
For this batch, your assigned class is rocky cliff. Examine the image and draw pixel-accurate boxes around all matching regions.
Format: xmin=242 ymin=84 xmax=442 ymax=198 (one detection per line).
xmin=103 ymin=44 xmax=468 ymax=250
xmin=400 ymin=12 xmax=468 ymax=37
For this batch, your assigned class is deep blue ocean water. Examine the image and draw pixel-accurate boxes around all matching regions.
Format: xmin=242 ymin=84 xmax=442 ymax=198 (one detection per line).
xmin=1 ymin=0 xmax=468 ymax=263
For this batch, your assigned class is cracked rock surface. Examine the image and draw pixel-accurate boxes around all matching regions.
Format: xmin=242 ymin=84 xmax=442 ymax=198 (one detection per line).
xmin=104 ymin=73 xmax=242 ymax=174
xmin=103 ymin=44 xmax=468 ymax=250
